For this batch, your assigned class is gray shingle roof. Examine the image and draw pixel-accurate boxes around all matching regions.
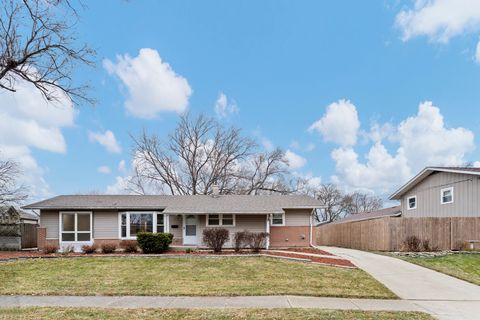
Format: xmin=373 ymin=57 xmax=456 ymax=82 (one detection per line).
xmin=329 ymin=206 xmax=401 ymax=225
xmin=23 ymin=195 xmax=324 ymax=214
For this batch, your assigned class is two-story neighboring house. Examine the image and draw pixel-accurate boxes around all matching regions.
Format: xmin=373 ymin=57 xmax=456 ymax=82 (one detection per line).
xmin=390 ymin=167 xmax=480 ymax=217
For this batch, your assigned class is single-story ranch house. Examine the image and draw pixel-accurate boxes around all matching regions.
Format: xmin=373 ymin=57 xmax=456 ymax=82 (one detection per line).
xmin=23 ymin=194 xmax=323 ymax=252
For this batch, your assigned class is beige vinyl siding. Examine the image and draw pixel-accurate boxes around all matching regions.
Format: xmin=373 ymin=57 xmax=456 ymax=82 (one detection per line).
xmin=168 ymin=215 xmax=183 ymax=239
xmin=93 ymin=211 xmax=118 ymax=239
xmin=401 ymin=172 xmax=480 ymax=218
xmin=40 ymin=210 xmax=59 ymax=239
xmin=198 ymin=214 xmax=267 ymax=247
xmin=284 ymin=209 xmax=311 ymax=226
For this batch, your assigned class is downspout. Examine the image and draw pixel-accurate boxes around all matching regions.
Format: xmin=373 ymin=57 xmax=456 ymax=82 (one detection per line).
xmin=266 ymin=214 xmax=270 ymax=250
xmin=309 ymin=208 xmax=314 ymax=247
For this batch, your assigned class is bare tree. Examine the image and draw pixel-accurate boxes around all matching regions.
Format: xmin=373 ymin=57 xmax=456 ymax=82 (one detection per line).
xmin=131 ymin=114 xmax=293 ymax=195
xmin=0 ymin=157 xmax=27 ymax=205
xmin=344 ymin=191 xmax=383 ymax=215
xmin=312 ymin=183 xmax=351 ymax=223
xmin=0 ymin=0 xmax=94 ymax=105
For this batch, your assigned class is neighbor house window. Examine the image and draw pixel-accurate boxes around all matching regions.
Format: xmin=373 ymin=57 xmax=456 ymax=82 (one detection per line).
xmin=206 ymin=214 xmax=235 ymax=227
xmin=119 ymin=212 xmax=163 ymax=239
xmin=407 ymin=196 xmax=417 ymax=210
xmin=60 ymin=212 xmax=92 ymax=242
xmin=441 ymin=187 xmax=454 ymax=204
xmin=271 ymin=213 xmax=285 ymax=226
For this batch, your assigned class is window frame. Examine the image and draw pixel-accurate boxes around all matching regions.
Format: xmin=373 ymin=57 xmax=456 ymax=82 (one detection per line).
xmin=407 ymin=195 xmax=417 ymax=210
xmin=270 ymin=213 xmax=285 ymax=226
xmin=118 ymin=211 xmax=163 ymax=240
xmin=59 ymin=211 xmax=92 ymax=243
xmin=206 ymin=214 xmax=236 ymax=227
xmin=441 ymin=187 xmax=454 ymax=205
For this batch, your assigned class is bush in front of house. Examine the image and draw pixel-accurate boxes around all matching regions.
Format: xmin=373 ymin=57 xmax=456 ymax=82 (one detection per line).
xmin=43 ymin=244 xmax=58 ymax=254
xmin=120 ymin=240 xmax=138 ymax=253
xmin=101 ymin=243 xmax=117 ymax=254
xmin=81 ymin=244 xmax=97 ymax=254
xmin=203 ymin=228 xmax=229 ymax=253
xmin=136 ymin=232 xmax=174 ymax=254
xmin=248 ymin=232 xmax=269 ymax=253
xmin=233 ymin=230 xmax=251 ymax=252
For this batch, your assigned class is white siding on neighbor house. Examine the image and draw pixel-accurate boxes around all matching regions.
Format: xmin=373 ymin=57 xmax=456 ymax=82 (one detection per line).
xmin=93 ymin=211 xmax=118 ymax=239
xmin=284 ymin=209 xmax=311 ymax=226
xmin=401 ymin=171 xmax=480 ymax=218
xmin=41 ymin=210 xmax=59 ymax=239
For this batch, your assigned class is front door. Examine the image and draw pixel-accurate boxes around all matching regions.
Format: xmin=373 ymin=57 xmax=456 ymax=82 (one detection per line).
xmin=183 ymin=215 xmax=198 ymax=245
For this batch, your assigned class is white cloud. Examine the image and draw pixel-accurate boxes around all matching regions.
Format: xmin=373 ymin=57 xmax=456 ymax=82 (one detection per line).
xmin=118 ymin=160 xmax=126 ymax=172
xmin=103 ymin=48 xmax=192 ymax=119
xmin=285 ymin=150 xmax=307 ymax=169
xmin=88 ymin=130 xmax=122 ymax=153
xmin=476 ymin=40 xmax=480 ymax=63
xmin=396 ymin=0 xmax=480 ymax=43
xmin=309 ymin=99 xmax=360 ymax=147
xmin=106 ymin=175 xmax=130 ymax=194
xmin=214 ymin=92 xmax=238 ymax=118
xmin=0 ymin=78 xmax=76 ymax=200
xmin=97 ymin=166 xmax=111 ymax=174
xmin=322 ymin=100 xmax=475 ymax=195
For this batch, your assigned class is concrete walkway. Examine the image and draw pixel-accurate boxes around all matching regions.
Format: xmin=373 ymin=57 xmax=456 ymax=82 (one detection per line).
xmin=0 ymin=295 xmax=427 ymax=311
xmin=318 ymin=246 xmax=480 ymax=320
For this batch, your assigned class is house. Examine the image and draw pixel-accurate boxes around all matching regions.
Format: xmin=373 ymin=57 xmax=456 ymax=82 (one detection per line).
xmin=315 ymin=167 xmax=480 ymax=251
xmin=22 ymin=194 xmax=323 ymax=252
xmin=390 ymin=167 xmax=480 ymax=217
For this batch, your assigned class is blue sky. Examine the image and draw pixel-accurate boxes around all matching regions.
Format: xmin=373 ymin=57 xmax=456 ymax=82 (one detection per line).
xmin=2 ymin=0 xmax=480 ymax=201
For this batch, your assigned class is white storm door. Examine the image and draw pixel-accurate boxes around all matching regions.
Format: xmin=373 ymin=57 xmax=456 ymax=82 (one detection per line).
xmin=183 ymin=215 xmax=198 ymax=245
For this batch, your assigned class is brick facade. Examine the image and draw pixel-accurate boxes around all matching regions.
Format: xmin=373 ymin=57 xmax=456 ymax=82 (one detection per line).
xmin=269 ymin=226 xmax=310 ymax=248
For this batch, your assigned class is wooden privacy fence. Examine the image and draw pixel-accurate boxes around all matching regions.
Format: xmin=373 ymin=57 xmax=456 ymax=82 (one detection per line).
xmin=0 ymin=223 xmax=38 ymax=250
xmin=315 ymin=217 xmax=480 ymax=251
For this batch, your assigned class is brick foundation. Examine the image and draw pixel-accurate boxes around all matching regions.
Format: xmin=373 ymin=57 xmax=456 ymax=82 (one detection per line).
xmin=37 ymin=227 xmax=46 ymax=250
xmin=269 ymin=226 xmax=311 ymax=248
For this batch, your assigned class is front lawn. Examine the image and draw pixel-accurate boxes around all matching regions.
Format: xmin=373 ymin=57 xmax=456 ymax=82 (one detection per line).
xmin=0 ymin=256 xmax=395 ymax=298
xmin=0 ymin=308 xmax=434 ymax=320
xmin=401 ymin=253 xmax=480 ymax=285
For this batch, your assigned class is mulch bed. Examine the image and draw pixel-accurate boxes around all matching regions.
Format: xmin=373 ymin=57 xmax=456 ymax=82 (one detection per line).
xmin=0 ymin=248 xmax=353 ymax=268
xmin=265 ymin=251 xmax=355 ymax=268
xmin=281 ymin=247 xmax=333 ymax=256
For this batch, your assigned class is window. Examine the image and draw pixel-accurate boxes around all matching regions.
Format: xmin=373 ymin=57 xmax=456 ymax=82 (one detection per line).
xmin=157 ymin=214 xmax=164 ymax=233
xmin=271 ymin=213 xmax=284 ymax=226
xmin=206 ymin=214 xmax=235 ymax=227
xmin=60 ymin=212 xmax=91 ymax=242
xmin=407 ymin=196 xmax=417 ymax=210
xmin=119 ymin=212 xmax=163 ymax=239
xmin=441 ymin=187 xmax=454 ymax=204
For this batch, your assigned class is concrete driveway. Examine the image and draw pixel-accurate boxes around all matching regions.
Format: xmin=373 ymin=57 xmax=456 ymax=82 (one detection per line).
xmin=319 ymin=246 xmax=480 ymax=320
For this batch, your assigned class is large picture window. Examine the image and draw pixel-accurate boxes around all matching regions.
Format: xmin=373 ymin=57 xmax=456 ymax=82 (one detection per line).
xmin=120 ymin=212 xmax=163 ymax=239
xmin=60 ymin=212 xmax=92 ymax=242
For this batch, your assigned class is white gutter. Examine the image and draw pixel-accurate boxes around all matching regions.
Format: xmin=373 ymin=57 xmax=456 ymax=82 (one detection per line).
xmin=265 ymin=214 xmax=270 ymax=250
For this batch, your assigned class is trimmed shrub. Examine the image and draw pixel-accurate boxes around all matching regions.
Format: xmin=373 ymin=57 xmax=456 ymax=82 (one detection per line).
xmin=203 ymin=228 xmax=229 ymax=253
xmin=248 ymin=232 xmax=269 ymax=253
xmin=137 ymin=232 xmax=174 ymax=254
xmin=43 ymin=244 xmax=58 ymax=254
xmin=101 ymin=243 xmax=117 ymax=254
xmin=81 ymin=244 xmax=97 ymax=254
xmin=120 ymin=240 xmax=138 ymax=253
xmin=233 ymin=230 xmax=251 ymax=252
